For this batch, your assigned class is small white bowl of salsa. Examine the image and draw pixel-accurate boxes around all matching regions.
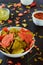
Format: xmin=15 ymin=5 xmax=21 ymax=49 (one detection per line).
xmin=32 ymin=11 xmax=43 ymax=26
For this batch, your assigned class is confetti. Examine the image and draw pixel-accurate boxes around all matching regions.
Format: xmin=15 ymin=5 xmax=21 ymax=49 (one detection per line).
xmin=24 ymin=10 xmax=28 ymax=14
xmin=16 ymin=10 xmax=19 ymax=13
xmin=38 ymin=35 xmax=43 ymax=38
xmin=18 ymin=8 xmax=23 ymax=10
xmin=0 ymin=59 xmax=3 ymax=64
xmin=26 ymin=6 xmax=30 ymax=9
xmin=34 ymin=58 xmax=38 ymax=62
xmin=30 ymin=2 xmax=36 ymax=7
xmin=7 ymin=60 xmax=13 ymax=64
xmin=15 ymin=21 xmax=20 ymax=24
xmin=36 ymin=48 xmax=40 ymax=51
xmin=22 ymin=19 xmax=26 ymax=22
xmin=18 ymin=13 xmax=23 ymax=17
xmin=22 ymin=23 xmax=27 ymax=27
xmin=11 ymin=13 xmax=14 ymax=16
xmin=13 ymin=3 xmax=17 ymax=7
xmin=16 ymin=17 xmax=20 ymax=21
xmin=38 ymin=57 xmax=43 ymax=61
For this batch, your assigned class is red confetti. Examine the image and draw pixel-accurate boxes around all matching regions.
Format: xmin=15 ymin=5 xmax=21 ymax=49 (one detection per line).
xmin=18 ymin=13 xmax=23 ymax=17
xmin=15 ymin=21 xmax=20 ymax=24
xmin=7 ymin=60 xmax=13 ymax=64
xmin=17 ymin=3 xmax=21 ymax=7
xmin=13 ymin=3 xmax=17 ymax=7
xmin=24 ymin=10 xmax=28 ymax=14
xmin=30 ymin=2 xmax=36 ymax=7
xmin=8 ymin=20 xmax=12 ymax=24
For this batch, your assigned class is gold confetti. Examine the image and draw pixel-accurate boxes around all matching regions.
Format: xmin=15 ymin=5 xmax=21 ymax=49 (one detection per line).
xmin=36 ymin=48 xmax=40 ymax=51
xmin=0 ymin=59 xmax=3 ymax=64
xmin=22 ymin=23 xmax=27 ymax=27
xmin=34 ymin=58 xmax=38 ymax=62
xmin=26 ymin=6 xmax=30 ymax=9
xmin=11 ymin=13 xmax=14 ymax=16
xmin=16 ymin=10 xmax=19 ymax=13
xmin=7 ymin=4 xmax=12 ymax=8
xmin=38 ymin=57 xmax=43 ymax=61
xmin=16 ymin=24 xmax=20 ymax=27
xmin=22 ymin=19 xmax=26 ymax=22
xmin=39 ymin=35 xmax=43 ymax=38
xmin=18 ymin=7 xmax=23 ymax=10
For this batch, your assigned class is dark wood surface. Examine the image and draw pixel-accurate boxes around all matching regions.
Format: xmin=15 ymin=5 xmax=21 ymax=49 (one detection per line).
xmin=0 ymin=0 xmax=43 ymax=65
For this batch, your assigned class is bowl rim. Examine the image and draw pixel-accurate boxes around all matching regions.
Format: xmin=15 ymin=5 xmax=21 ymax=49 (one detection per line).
xmin=32 ymin=11 xmax=43 ymax=21
xmin=0 ymin=27 xmax=35 ymax=58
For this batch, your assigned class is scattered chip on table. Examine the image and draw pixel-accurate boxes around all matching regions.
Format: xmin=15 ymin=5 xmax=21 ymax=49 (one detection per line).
xmin=16 ymin=24 xmax=20 ymax=27
xmin=22 ymin=19 xmax=26 ymax=22
xmin=34 ymin=58 xmax=38 ymax=62
xmin=11 ymin=13 xmax=14 ymax=16
xmin=0 ymin=59 xmax=3 ymax=64
xmin=7 ymin=4 xmax=13 ymax=8
xmin=15 ymin=21 xmax=20 ymax=24
xmin=18 ymin=7 xmax=23 ymax=10
xmin=38 ymin=35 xmax=43 ymax=38
xmin=36 ymin=48 xmax=40 ymax=51
xmin=38 ymin=57 xmax=43 ymax=61
xmin=18 ymin=13 xmax=23 ymax=17
xmin=22 ymin=23 xmax=27 ymax=27
xmin=26 ymin=6 xmax=30 ymax=9
xmin=16 ymin=10 xmax=19 ymax=13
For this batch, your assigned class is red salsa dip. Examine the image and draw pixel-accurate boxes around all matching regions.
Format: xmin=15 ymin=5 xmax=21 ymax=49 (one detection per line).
xmin=34 ymin=12 xmax=43 ymax=20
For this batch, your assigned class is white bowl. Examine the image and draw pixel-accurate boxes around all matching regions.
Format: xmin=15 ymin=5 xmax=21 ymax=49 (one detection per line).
xmin=0 ymin=27 xmax=35 ymax=58
xmin=20 ymin=0 xmax=33 ymax=5
xmin=32 ymin=11 xmax=43 ymax=26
